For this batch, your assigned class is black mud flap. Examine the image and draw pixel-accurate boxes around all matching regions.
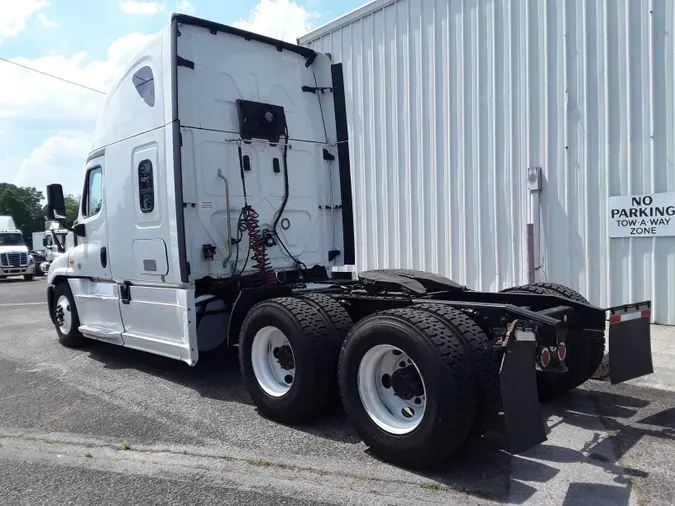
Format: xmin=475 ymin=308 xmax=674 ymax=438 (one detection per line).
xmin=499 ymin=323 xmax=547 ymax=454
xmin=608 ymin=301 xmax=653 ymax=385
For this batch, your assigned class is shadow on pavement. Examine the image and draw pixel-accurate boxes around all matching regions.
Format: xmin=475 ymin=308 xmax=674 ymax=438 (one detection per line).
xmin=638 ymin=407 xmax=675 ymax=430
xmin=84 ymin=341 xmax=364 ymax=446
xmin=85 ymin=341 xmax=254 ymax=406
xmin=562 ymin=387 xmax=675 ymax=463
xmin=561 ymin=483 xmax=631 ymax=506
xmin=79 ymin=342 xmax=666 ymax=505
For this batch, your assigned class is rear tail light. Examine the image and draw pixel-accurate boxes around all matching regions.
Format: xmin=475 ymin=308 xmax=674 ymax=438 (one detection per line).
xmin=539 ymin=347 xmax=551 ymax=368
xmin=556 ymin=342 xmax=567 ymax=361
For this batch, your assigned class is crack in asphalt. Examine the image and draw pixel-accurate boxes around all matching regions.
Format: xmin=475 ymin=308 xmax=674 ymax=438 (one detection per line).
xmin=0 ymin=431 xmax=480 ymax=498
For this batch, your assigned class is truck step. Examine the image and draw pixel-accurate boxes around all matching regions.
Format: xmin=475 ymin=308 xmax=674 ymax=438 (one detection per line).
xmin=78 ymin=325 xmax=123 ymax=345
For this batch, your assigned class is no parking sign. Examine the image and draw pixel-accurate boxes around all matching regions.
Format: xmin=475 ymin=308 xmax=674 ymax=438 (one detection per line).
xmin=608 ymin=192 xmax=675 ymax=237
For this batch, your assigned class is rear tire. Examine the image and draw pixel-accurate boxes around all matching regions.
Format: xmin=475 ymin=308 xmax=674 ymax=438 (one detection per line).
xmin=53 ymin=282 xmax=87 ymax=347
xmin=528 ymin=282 xmax=606 ymax=384
xmin=296 ymin=292 xmax=353 ymax=340
xmin=412 ymin=304 xmax=501 ymax=434
xmin=338 ymin=308 xmax=476 ymax=469
xmin=239 ymin=297 xmax=343 ymax=424
xmin=500 ymin=282 xmax=593 ymax=400
xmin=296 ymin=293 xmax=353 ymax=406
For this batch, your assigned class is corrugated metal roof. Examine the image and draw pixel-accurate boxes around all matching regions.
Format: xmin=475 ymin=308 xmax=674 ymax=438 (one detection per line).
xmin=301 ymin=0 xmax=675 ymax=324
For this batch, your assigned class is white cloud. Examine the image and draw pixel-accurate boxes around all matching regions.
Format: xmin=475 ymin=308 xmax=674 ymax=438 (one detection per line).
xmin=0 ymin=0 xmax=50 ymax=43
xmin=1 ymin=32 xmax=157 ymax=193
xmin=119 ymin=1 xmax=165 ymax=15
xmin=0 ymin=32 xmax=156 ymax=122
xmin=37 ymin=13 xmax=59 ymax=28
xmin=177 ymin=0 xmax=195 ymax=13
xmin=233 ymin=0 xmax=318 ymax=44
xmin=14 ymin=132 xmax=91 ymax=197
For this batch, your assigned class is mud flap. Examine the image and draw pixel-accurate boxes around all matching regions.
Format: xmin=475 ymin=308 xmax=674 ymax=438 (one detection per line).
xmin=608 ymin=302 xmax=653 ymax=385
xmin=499 ymin=323 xmax=547 ymax=454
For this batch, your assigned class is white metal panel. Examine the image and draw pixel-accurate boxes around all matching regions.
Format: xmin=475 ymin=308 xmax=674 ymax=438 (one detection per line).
xmin=300 ymin=0 xmax=675 ymax=324
xmin=176 ymin=23 xmax=347 ymax=280
xmin=119 ymin=285 xmax=199 ymax=365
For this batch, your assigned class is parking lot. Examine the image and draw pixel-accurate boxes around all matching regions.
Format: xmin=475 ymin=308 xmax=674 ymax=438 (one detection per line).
xmin=0 ymin=278 xmax=673 ymax=505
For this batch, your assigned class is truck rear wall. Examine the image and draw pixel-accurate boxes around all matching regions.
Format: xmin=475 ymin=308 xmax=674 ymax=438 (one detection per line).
xmin=176 ymin=21 xmax=346 ymax=281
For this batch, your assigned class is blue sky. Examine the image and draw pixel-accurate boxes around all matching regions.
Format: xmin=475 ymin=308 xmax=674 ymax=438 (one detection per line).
xmin=0 ymin=0 xmax=364 ymax=196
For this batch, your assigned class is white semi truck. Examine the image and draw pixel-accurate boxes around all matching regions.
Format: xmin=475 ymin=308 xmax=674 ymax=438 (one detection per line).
xmin=32 ymin=223 xmax=70 ymax=275
xmin=44 ymin=14 xmax=655 ymax=469
xmin=0 ymin=215 xmax=36 ymax=281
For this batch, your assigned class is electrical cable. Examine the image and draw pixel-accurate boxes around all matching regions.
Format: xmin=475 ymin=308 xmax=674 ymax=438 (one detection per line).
xmin=237 ymin=145 xmax=249 ymax=204
xmin=0 ymin=56 xmax=107 ymax=94
xmin=271 ymin=127 xmax=290 ymax=233
xmin=265 ymin=126 xmax=307 ymax=272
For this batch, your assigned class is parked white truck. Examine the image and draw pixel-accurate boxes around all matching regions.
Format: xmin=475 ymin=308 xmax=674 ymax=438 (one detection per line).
xmin=43 ymin=14 xmax=655 ymax=469
xmin=0 ymin=215 xmax=36 ymax=281
xmin=32 ymin=223 xmax=69 ymax=275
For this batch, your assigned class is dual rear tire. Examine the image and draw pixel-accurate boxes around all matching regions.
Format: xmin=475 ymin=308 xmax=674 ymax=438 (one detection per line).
xmin=338 ymin=307 xmax=489 ymax=468
xmin=500 ymin=282 xmax=606 ymax=400
xmin=239 ymin=295 xmax=498 ymax=468
xmin=238 ymin=295 xmax=350 ymax=424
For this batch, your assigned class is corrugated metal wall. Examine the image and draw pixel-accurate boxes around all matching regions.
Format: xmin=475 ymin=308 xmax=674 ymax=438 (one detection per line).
xmin=300 ymin=0 xmax=675 ymax=324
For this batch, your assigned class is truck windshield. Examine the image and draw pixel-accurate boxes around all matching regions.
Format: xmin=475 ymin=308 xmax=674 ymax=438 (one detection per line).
xmin=54 ymin=232 xmax=67 ymax=252
xmin=0 ymin=233 xmax=24 ymax=246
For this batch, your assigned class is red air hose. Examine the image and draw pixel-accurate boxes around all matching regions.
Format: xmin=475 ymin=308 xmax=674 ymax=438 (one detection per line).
xmin=242 ymin=205 xmax=276 ymax=285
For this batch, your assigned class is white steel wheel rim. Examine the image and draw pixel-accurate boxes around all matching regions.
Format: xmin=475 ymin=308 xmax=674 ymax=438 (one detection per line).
xmin=251 ymin=325 xmax=296 ymax=398
xmin=357 ymin=344 xmax=427 ymax=435
xmin=55 ymin=294 xmax=72 ymax=334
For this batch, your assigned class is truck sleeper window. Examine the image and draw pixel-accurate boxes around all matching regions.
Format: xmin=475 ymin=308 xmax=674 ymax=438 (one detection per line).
xmin=84 ymin=167 xmax=103 ymax=217
xmin=132 ymin=66 xmax=155 ymax=107
xmin=138 ymin=159 xmax=154 ymax=213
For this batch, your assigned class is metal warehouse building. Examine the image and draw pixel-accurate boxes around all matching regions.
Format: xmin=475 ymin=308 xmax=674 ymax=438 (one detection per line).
xmin=299 ymin=0 xmax=675 ymax=324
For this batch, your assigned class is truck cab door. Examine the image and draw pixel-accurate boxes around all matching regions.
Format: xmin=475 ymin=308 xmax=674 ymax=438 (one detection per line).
xmin=66 ymin=155 xmax=125 ymax=343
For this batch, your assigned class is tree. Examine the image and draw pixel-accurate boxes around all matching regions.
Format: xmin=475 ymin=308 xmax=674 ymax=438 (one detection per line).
xmin=0 ymin=183 xmax=45 ymax=247
xmin=41 ymin=194 xmax=80 ymax=228
xmin=64 ymin=194 xmax=80 ymax=226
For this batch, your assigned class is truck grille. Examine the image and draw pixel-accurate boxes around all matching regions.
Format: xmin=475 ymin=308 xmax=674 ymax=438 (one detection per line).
xmin=0 ymin=252 xmax=28 ymax=268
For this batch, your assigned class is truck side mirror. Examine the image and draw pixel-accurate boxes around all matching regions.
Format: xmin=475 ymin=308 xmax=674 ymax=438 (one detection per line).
xmin=46 ymin=184 xmax=67 ymax=221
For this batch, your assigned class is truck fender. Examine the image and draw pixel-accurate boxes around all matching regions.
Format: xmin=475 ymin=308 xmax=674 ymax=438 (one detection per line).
xmin=47 ymin=284 xmax=56 ymax=325
xmin=46 ymin=271 xmax=70 ymax=325
xmin=226 ymin=285 xmax=293 ymax=346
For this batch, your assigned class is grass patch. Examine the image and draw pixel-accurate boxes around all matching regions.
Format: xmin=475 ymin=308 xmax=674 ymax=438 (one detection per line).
xmin=85 ymin=452 xmax=93 ymax=458
xmin=247 ymin=459 xmax=273 ymax=467
xmin=420 ymin=482 xmax=444 ymax=491
xmin=120 ymin=442 xmax=131 ymax=451
xmin=246 ymin=459 xmax=296 ymax=470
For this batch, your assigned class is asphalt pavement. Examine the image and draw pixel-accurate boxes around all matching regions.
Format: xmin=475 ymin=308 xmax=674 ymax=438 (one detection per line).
xmin=0 ymin=278 xmax=673 ymax=505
